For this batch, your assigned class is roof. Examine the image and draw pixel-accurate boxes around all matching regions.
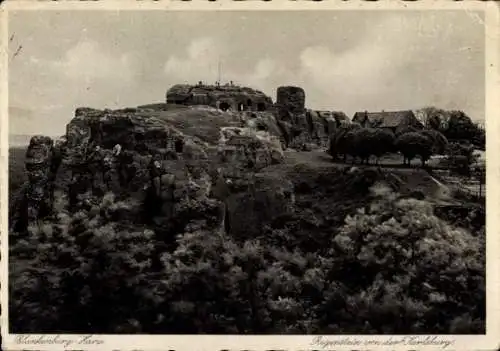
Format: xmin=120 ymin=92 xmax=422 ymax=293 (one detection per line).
xmin=352 ymin=110 xmax=417 ymax=128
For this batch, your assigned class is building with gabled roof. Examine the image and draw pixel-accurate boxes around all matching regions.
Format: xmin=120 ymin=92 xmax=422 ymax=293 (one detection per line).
xmin=351 ymin=110 xmax=423 ymax=133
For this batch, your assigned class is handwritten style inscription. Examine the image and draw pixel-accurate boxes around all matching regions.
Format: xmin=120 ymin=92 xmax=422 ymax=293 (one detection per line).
xmin=14 ymin=334 xmax=456 ymax=349
xmin=15 ymin=335 xmax=104 ymax=348
xmin=312 ymin=335 xmax=456 ymax=349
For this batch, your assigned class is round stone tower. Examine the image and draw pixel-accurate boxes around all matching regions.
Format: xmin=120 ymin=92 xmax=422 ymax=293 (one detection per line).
xmin=276 ymin=86 xmax=306 ymax=120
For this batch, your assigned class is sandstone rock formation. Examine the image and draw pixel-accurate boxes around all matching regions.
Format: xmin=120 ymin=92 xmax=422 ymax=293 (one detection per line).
xmin=217 ymin=127 xmax=284 ymax=171
xmin=275 ymin=86 xmax=313 ymax=149
xmin=24 ymin=136 xmax=55 ymax=222
xmin=11 ymin=105 xmax=288 ymax=238
xmin=305 ymin=110 xmax=352 ymax=148
xmin=164 ymin=82 xmax=348 ymax=152
xmin=276 ymin=86 xmax=306 ymax=119
xmin=11 ymin=83 xmax=354 ymax=237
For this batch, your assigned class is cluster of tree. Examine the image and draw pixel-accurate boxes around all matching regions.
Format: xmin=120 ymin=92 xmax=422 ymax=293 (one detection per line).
xmin=421 ymin=107 xmax=485 ymax=150
xmin=442 ymin=141 xmax=485 ymax=181
xmin=9 ymin=185 xmax=485 ymax=334
xmin=329 ymin=125 xmax=448 ymax=166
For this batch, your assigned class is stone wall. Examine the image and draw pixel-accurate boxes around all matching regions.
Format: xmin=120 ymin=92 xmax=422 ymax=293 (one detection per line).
xmin=166 ymin=84 xmax=274 ymax=112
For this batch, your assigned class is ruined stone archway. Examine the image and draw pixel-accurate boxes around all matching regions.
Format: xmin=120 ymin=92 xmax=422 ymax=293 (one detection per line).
xmin=219 ymin=102 xmax=231 ymax=111
xmin=238 ymin=103 xmax=245 ymax=111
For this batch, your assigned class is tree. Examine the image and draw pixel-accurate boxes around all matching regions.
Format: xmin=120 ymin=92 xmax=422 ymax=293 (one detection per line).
xmin=445 ymin=142 xmax=477 ymax=177
xmin=420 ymin=106 xmax=449 ymax=132
xmin=9 ymin=193 xmax=157 ymax=333
xmin=395 ymin=126 xmax=420 ymax=137
xmin=330 ymin=127 xmax=395 ymax=165
xmin=370 ymin=129 xmax=395 ymax=163
xmin=349 ymin=128 xmax=373 ymax=164
xmin=472 ymin=125 xmax=485 ymax=151
xmin=420 ymin=129 xmax=448 ymax=155
xmin=420 ymin=108 xmax=484 ymax=149
xmin=445 ymin=111 xmax=479 ymax=142
xmin=330 ymin=185 xmax=485 ymax=333
xmin=328 ymin=123 xmax=361 ymax=162
xmin=395 ymin=132 xmax=433 ymax=166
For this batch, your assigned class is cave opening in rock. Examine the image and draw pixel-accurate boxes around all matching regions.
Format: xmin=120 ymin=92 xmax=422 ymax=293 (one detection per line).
xmin=257 ymin=103 xmax=266 ymax=111
xmin=238 ymin=103 xmax=245 ymax=112
xmin=247 ymin=99 xmax=253 ymax=108
xmin=220 ymin=102 xmax=230 ymax=111
xmin=174 ymin=138 xmax=184 ymax=153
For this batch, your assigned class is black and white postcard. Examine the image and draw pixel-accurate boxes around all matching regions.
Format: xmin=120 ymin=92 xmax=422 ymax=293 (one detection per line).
xmin=1 ymin=1 xmax=499 ymax=350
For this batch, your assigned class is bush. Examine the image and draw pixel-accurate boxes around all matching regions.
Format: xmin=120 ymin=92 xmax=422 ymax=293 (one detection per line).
xmin=445 ymin=142 xmax=476 ymax=176
xmin=9 ymin=182 xmax=485 ymax=334
xmin=328 ymin=123 xmax=361 ymax=161
xmin=420 ymin=129 xmax=448 ymax=155
xmin=329 ymin=127 xmax=394 ymax=164
xmin=370 ymin=129 xmax=395 ymax=161
xmin=420 ymin=107 xmax=484 ymax=149
xmin=395 ymin=132 xmax=433 ymax=165
xmin=329 ymin=185 xmax=485 ymax=333
xmin=9 ymin=193 xmax=157 ymax=333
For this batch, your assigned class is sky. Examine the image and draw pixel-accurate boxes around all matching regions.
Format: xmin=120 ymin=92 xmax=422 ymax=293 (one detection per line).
xmin=8 ymin=10 xmax=485 ymax=137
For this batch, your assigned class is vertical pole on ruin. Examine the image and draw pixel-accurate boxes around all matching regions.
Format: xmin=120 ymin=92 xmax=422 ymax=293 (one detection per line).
xmin=218 ymin=59 xmax=222 ymax=84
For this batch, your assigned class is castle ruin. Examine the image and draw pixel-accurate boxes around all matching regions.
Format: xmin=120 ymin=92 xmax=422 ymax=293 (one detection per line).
xmin=166 ymin=83 xmax=274 ymax=112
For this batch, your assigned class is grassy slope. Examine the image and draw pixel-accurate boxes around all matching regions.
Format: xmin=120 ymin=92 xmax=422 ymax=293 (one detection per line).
xmin=279 ymin=150 xmax=450 ymax=202
xmin=142 ymin=105 xmax=242 ymax=145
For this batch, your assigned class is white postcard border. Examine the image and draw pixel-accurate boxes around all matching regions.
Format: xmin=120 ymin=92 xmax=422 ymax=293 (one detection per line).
xmin=1 ymin=1 xmax=499 ymax=350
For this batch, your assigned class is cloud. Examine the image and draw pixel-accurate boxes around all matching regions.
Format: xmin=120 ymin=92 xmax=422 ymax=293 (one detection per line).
xmin=163 ymin=38 xmax=287 ymax=93
xmin=51 ymin=39 xmax=137 ymax=83
xmin=297 ymin=15 xmax=421 ymax=101
xmin=294 ymin=14 xmax=484 ymax=117
xmin=164 ymin=37 xmax=220 ymax=83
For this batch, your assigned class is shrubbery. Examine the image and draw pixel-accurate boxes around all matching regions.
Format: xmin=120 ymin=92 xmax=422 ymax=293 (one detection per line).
xmin=329 ymin=126 xmax=448 ymax=166
xmin=443 ymin=142 xmax=477 ymax=176
xmin=9 ymin=183 xmax=485 ymax=334
xmin=421 ymin=107 xmax=485 ymax=150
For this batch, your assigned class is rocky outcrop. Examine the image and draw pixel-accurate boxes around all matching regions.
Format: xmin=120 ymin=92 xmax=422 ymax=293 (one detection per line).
xmin=224 ymin=173 xmax=295 ymax=239
xmin=165 ymin=83 xmax=350 ymax=152
xmin=275 ymin=86 xmax=314 ymax=149
xmin=217 ymin=128 xmax=284 ymax=171
xmin=304 ymin=110 xmax=352 ymax=148
xmin=10 ymin=83 xmax=355 ymax=237
xmin=24 ymin=136 xmax=55 ymax=221
xmin=276 ymin=86 xmax=306 ymax=119
xmin=10 ymin=136 xmax=59 ymax=232
xmin=12 ymin=105 xmax=289 ymax=239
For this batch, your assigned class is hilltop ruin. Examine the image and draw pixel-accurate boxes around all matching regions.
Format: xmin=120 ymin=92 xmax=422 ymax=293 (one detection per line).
xmin=165 ymin=82 xmax=351 ymax=149
xmin=10 ymin=82 xmax=356 ymax=232
xmin=166 ymin=83 xmax=274 ymax=112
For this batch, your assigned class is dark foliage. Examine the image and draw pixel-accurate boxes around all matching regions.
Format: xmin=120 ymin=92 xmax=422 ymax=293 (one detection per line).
xmin=329 ymin=127 xmax=394 ymax=164
xmin=420 ymin=129 xmax=449 ymax=155
xmin=444 ymin=142 xmax=476 ymax=177
xmin=9 ymin=164 xmax=485 ymax=334
xmin=421 ymin=107 xmax=484 ymax=150
xmin=395 ymin=132 xmax=433 ymax=166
